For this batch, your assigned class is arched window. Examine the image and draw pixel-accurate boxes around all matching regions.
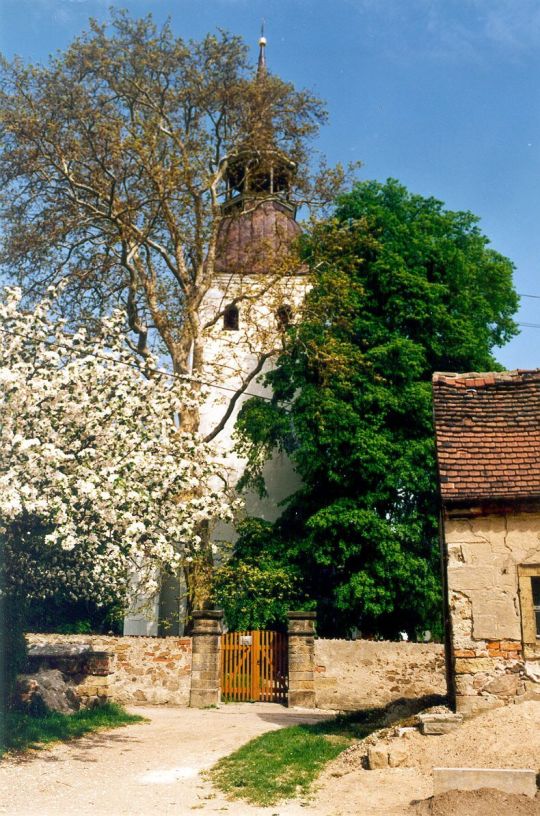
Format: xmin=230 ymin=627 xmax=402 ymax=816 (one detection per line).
xmin=223 ymin=303 xmax=239 ymax=331
xmin=276 ymin=304 xmax=293 ymax=330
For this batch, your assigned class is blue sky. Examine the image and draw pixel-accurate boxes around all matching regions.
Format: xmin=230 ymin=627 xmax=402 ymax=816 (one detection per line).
xmin=0 ymin=0 xmax=539 ymax=369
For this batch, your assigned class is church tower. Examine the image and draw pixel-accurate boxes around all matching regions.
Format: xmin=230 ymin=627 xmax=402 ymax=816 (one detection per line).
xmin=125 ymin=35 xmax=309 ymax=636
xmin=197 ymin=33 xmax=309 ymax=517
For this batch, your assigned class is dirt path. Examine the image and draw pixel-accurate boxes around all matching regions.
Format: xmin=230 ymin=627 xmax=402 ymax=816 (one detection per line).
xmin=1 ymin=702 xmax=538 ymax=816
xmin=0 ymin=704 xmax=338 ymax=816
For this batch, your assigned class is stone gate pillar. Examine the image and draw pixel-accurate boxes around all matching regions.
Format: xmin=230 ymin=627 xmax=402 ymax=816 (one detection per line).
xmin=287 ymin=611 xmax=316 ymax=708
xmin=189 ymin=610 xmax=223 ymax=708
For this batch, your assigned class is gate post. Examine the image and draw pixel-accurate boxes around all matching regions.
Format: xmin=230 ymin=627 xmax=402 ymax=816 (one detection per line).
xmin=189 ymin=610 xmax=223 ymax=708
xmin=287 ymin=611 xmax=316 ymax=708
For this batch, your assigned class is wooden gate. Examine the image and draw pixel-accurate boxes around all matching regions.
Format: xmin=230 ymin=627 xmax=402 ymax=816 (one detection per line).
xmin=221 ymin=630 xmax=288 ymax=703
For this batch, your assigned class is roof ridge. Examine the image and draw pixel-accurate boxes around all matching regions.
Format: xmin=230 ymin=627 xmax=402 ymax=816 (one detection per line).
xmin=433 ymin=369 xmax=540 ymax=387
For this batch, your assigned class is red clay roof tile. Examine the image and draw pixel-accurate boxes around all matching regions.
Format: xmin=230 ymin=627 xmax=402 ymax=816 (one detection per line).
xmin=432 ymin=370 xmax=540 ymax=504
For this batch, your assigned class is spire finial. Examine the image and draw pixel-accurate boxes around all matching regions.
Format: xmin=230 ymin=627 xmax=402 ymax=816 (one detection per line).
xmin=257 ymin=21 xmax=267 ymax=78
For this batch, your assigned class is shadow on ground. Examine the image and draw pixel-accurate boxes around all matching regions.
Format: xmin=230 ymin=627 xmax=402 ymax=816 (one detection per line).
xmin=255 ymin=693 xmax=448 ymax=729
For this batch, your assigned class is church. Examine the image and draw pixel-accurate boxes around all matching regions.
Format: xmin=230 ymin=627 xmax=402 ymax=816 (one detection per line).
xmin=124 ymin=35 xmax=309 ymax=636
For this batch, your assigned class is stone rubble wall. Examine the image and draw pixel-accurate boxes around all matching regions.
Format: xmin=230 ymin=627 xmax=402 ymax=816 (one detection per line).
xmin=25 ymin=643 xmax=114 ymax=709
xmin=314 ymin=639 xmax=446 ymax=710
xmin=445 ymin=512 xmax=540 ymax=716
xmin=27 ymin=634 xmax=192 ymax=706
xmin=27 ymin=632 xmax=450 ymax=711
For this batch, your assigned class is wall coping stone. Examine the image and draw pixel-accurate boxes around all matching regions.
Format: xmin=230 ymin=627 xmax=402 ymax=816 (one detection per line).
xmin=192 ymin=610 xmax=224 ymax=621
xmin=29 ymin=644 xmax=93 ymax=657
xmin=287 ymin=611 xmax=317 ymax=620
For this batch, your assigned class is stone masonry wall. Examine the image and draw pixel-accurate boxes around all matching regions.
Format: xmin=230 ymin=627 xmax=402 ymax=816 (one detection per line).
xmin=27 ymin=634 xmax=192 ymax=706
xmin=27 ymin=632 xmax=450 ymax=711
xmin=314 ymin=639 xmax=446 ymax=710
xmin=445 ymin=512 xmax=540 ymax=716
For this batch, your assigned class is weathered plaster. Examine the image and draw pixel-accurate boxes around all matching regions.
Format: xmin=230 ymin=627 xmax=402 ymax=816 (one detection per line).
xmin=313 ymin=640 xmax=446 ymax=711
xmin=445 ymin=511 xmax=540 ymax=714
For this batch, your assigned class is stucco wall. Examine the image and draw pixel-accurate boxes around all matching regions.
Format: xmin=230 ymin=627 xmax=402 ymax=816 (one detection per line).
xmin=445 ymin=511 xmax=540 ymax=715
xmin=314 ymin=639 xmax=446 ymax=711
xmin=27 ymin=634 xmax=192 ymax=706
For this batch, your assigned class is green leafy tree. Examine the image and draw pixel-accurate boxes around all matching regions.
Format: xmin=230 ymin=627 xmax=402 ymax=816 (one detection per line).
xmin=211 ymin=520 xmax=307 ymax=631
xmin=235 ymin=179 xmax=519 ymax=638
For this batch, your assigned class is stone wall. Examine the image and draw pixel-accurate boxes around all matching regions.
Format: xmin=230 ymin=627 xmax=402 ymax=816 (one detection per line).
xmin=445 ymin=511 xmax=540 ymax=716
xmin=314 ymin=639 xmax=446 ymax=711
xmin=26 ymin=630 xmax=452 ymax=712
xmin=27 ymin=634 xmax=192 ymax=706
xmin=288 ymin=612 xmax=316 ymax=707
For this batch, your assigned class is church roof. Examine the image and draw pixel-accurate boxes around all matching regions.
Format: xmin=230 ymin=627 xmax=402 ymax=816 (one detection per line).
xmin=432 ymin=369 xmax=540 ymax=505
xmin=215 ymin=199 xmax=302 ymax=275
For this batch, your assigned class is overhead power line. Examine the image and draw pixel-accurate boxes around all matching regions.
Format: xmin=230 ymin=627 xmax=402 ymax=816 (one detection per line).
xmin=0 ymin=326 xmax=281 ymax=405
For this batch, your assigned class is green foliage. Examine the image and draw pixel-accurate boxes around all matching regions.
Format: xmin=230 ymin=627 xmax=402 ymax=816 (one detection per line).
xmin=211 ymin=521 xmax=306 ymax=630
xmin=24 ymin=598 xmax=124 ymax=636
xmin=0 ymin=593 xmax=28 ymax=715
xmin=236 ymin=179 xmax=519 ymax=638
xmin=1 ymin=703 xmax=144 ymax=756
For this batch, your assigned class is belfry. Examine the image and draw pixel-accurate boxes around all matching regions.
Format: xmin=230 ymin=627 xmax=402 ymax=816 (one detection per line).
xmin=198 ymin=30 xmax=308 ymax=517
xmin=214 ymin=34 xmax=303 ymax=278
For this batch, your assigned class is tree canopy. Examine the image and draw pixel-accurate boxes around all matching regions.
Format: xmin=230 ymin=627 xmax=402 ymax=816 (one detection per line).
xmin=0 ymin=12 xmax=345 ymax=619
xmin=0 ymin=287 xmax=234 ymax=609
xmin=235 ymin=179 xmax=519 ymax=638
xmin=0 ymin=11 xmax=333 ymax=407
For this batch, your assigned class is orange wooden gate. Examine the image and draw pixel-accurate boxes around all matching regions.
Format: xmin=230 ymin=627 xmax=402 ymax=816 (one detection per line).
xmin=221 ymin=630 xmax=288 ymax=703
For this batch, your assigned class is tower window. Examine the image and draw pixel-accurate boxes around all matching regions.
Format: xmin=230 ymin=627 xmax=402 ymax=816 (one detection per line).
xmin=223 ymin=303 xmax=239 ymax=331
xmin=276 ymin=304 xmax=293 ymax=330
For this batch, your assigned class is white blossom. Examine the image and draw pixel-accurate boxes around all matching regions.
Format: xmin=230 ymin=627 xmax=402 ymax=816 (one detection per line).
xmin=0 ymin=287 xmax=237 ymax=607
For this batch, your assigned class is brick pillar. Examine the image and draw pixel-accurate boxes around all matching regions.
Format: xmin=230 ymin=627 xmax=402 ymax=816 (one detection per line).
xmin=287 ymin=611 xmax=316 ymax=708
xmin=189 ymin=610 xmax=223 ymax=708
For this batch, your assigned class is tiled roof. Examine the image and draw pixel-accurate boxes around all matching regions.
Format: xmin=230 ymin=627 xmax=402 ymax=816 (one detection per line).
xmin=432 ymin=370 xmax=540 ymax=504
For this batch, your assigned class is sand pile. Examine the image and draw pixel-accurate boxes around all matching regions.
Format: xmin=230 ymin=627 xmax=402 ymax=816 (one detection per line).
xmin=315 ymin=701 xmax=540 ymax=815
xmin=336 ymin=700 xmax=540 ymax=773
xmin=410 ymin=788 xmax=540 ymax=816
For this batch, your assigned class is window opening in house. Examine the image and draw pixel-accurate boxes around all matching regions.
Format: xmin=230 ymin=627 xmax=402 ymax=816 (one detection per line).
xmin=532 ymin=576 xmax=540 ymax=638
xmin=276 ymin=304 xmax=293 ymax=330
xmin=223 ymin=304 xmax=239 ymax=331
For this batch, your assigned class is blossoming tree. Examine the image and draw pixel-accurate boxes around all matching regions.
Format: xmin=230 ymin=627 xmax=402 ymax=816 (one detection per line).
xmin=0 ymin=287 xmax=235 ymax=697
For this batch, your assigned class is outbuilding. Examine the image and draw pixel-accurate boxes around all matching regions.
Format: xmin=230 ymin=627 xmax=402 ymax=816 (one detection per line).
xmin=433 ymin=370 xmax=540 ymax=715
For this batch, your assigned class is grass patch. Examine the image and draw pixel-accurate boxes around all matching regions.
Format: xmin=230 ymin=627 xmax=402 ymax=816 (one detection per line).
xmin=209 ymin=712 xmax=378 ymax=806
xmin=0 ymin=702 xmax=145 ymax=756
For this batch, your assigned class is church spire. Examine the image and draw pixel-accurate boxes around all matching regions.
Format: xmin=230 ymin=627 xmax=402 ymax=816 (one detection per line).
xmin=257 ymin=23 xmax=267 ymax=79
xmin=220 ymin=27 xmax=296 ymax=212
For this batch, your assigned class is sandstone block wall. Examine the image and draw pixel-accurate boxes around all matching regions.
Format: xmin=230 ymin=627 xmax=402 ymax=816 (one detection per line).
xmin=288 ymin=612 xmax=316 ymax=707
xmin=314 ymin=639 xmax=446 ymax=710
xmin=27 ymin=634 xmax=192 ymax=706
xmin=445 ymin=512 xmax=540 ymax=715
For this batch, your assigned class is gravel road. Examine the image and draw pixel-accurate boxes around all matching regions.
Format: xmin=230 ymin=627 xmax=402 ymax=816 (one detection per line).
xmin=0 ymin=704 xmax=333 ymax=816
